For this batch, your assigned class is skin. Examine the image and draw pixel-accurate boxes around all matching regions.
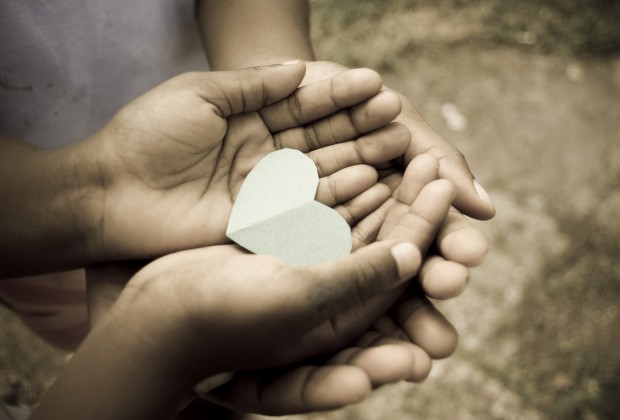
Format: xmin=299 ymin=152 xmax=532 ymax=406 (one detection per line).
xmin=198 ymin=0 xmax=494 ymax=215
xmin=87 ymin=154 xmax=461 ymax=418
xmin=31 ymin=164 xmax=457 ymax=420
xmin=197 ymin=158 xmax=459 ymax=416
xmin=0 ymin=63 xmax=407 ymax=277
xmin=198 ymin=0 xmax=492 ymax=298
xmin=2 ymin=1 xmax=495 ymax=417
xmin=77 ymin=67 xmax=459 ymax=416
xmin=1 ymin=63 xmax=456 ymax=416
xmin=77 ymin=2 xmax=495 ymax=417
xmin=171 ymin=2 xmax=492 ymax=416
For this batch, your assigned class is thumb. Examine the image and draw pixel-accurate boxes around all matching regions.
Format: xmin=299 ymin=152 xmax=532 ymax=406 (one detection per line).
xmin=300 ymin=241 xmax=421 ymax=319
xmin=194 ymin=61 xmax=306 ymax=116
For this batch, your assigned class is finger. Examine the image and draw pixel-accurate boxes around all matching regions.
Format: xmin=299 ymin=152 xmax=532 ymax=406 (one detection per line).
xmin=302 ymin=241 xmax=421 ymax=322
xmin=273 ymin=90 xmax=403 ymax=152
xmin=327 ymin=340 xmax=415 ymax=386
xmin=334 ymin=183 xmax=392 ymax=227
xmin=441 ymin=155 xmax=496 ymax=220
xmin=376 ymin=154 xmax=440 ymax=241
xmin=398 ymin=100 xmax=495 ymax=219
xmin=349 ymin=153 xmax=440 ymax=251
xmin=339 ymin=331 xmax=432 ymax=383
xmin=395 ymin=153 xmax=440 ymax=205
xmin=393 ymin=294 xmax=458 ymax=359
xmin=315 ymin=165 xmax=378 ymax=208
xmin=437 ymin=207 xmax=489 ymax=267
xmin=350 ymin=196 xmax=393 ymax=250
xmin=418 ymin=255 xmax=469 ymax=300
xmin=260 ymin=68 xmax=384 ymax=132
xmin=180 ymin=61 xmax=307 ymax=116
xmin=381 ymin=179 xmax=456 ymax=255
xmin=193 ymin=372 xmax=235 ymax=395
xmin=307 ymin=122 xmax=410 ymax=177
xmin=370 ymin=315 xmax=406 ymax=341
xmin=203 ymin=365 xmax=372 ymax=415
xmin=404 ymin=343 xmax=433 ymax=382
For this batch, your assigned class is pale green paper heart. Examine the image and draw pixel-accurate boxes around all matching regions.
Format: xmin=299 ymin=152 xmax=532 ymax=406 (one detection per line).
xmin=226 ymin=149 xmax=352 ymax=266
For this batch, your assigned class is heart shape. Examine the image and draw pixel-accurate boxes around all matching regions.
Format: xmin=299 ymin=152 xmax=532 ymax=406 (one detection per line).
xmin=226 ymin=149 xmax=352 ymax=266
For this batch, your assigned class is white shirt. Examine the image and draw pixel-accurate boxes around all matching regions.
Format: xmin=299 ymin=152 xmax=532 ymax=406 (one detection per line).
xmin=0 ymin=0 xmax=208 ymax=149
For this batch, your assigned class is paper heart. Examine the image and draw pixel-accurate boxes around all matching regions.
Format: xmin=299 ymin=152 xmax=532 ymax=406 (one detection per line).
xmin=226 ymin=149 xmax=352 ymax=266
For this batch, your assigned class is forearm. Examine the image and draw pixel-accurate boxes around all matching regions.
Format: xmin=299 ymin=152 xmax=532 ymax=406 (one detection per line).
xmin=0 ymin=135 xmax=101 ymax=278
xmin=30 ymin=306 xmax=193 ymax=420
xmin=198 ymin=0 xmax=315 ymax=70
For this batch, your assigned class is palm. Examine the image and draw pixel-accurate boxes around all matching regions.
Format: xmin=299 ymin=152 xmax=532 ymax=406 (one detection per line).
xmin=106 ymin=109 xmax=281 ymax=255
xmin=92 ymin=67 xmax=407 ymax=260
xmin=155 ymin=160 xmax=459 ymax=417
xmin=134 ymin=164 xmax=456 ymax=376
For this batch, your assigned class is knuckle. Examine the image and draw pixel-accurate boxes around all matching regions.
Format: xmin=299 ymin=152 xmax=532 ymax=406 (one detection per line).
xmin=353 ymin=258 xmax=386 ymax=303
xmin=328 ymin=76 xmax=341 ymax=108
xmin=340 ymin=202 xmax=356 ymax=225
xmin=327 ymin=175 xmax=339 ymax=203
xmin=287 ymin=94 xmax=305 ymax=125
xmin=308 ymin=152 xmax=325 ymax=177
xmin=303 ymin=124 xmax=321 ymax=150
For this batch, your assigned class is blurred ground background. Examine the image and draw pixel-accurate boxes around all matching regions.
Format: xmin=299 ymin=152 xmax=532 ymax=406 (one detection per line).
xmin=1 ymin=0 xmax=619 ymax=419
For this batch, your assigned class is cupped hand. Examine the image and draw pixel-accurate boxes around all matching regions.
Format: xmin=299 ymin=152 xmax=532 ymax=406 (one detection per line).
xmin=87 ymin=151 xmax=468 ymax=417
xmin=302 ymin=61 xmax=495 ymax=219
xmin=175 ymin=157 xmax=459 ymax=416
xmin=89 ymin=154 xmax=459 ymax=417
xmin=87 ymin=62 xmax=409 ymax=261
xmin=301 ymin=60 xmax=491 ymax=300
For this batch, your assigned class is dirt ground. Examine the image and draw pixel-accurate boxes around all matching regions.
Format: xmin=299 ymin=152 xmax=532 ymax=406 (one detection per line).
xmin=1 ymin=1 xmax=619 ymax=419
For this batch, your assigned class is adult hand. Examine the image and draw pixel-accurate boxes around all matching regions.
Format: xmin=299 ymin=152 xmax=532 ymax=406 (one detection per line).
xmin=33 ymin=229 xmax=426 ymax=420
xmin=69 ymin=224 xmax=428 ymax=419
xmin=86 ymin=155 xmax=462 ymax=417
xmin=85 ymin=61 xmax=409 ymax=262
xmin=182 ymin=156 xmax=458 ymax=416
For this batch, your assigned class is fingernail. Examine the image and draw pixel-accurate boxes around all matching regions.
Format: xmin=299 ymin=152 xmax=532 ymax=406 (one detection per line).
xmin=473 ymin=180 xmax=495 ymax=210
xmin=280 ymin=60 xmax=300 ymax=65
xmin=390 ymin=243 xmax=421 ymax=281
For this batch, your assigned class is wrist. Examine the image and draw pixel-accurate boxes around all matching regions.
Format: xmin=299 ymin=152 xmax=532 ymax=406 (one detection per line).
xmin=198 ymin=0 xmax=315 ymax=70
xmin=60 ymin=136 xmax=108 ymax=263
xmin=0 ymin=135 xmax=106 ymax=276
xmin=31 ymin=290 xmax=195 ymax=420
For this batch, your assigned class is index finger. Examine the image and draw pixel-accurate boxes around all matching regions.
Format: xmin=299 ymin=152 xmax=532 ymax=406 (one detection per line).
xmin=259 ymin=68 xmax=384 ymax=132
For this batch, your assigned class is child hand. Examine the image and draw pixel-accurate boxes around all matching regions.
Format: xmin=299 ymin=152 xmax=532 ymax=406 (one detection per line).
xmin=302 ymin=60 xmax=495 ymax=219
xmin=302 ymin=60 xmax=490 ymax=301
